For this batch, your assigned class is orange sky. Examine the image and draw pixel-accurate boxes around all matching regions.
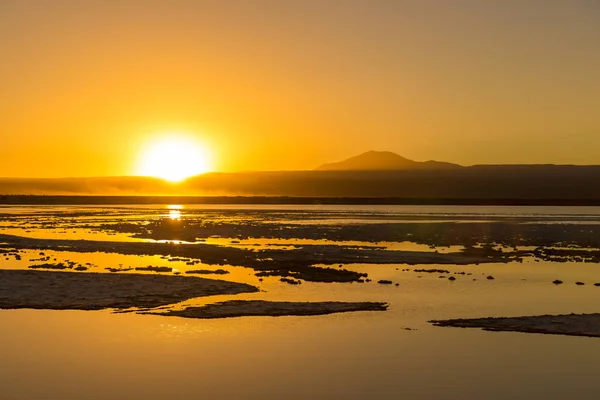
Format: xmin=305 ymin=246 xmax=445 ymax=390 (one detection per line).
xmin=1 ymin=0 xmax=600 ymax=177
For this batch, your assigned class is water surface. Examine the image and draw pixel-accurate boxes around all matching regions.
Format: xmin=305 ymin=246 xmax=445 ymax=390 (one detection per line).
xmin=1 ymin=205 xmax=599 ymax=399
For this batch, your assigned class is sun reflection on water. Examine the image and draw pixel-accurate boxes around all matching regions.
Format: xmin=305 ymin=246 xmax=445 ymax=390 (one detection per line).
xmin=167 ymin=205 xmax=183 ymax=220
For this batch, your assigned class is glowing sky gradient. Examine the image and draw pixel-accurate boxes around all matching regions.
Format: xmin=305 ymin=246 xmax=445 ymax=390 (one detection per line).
xmin=1 ymin=0 xmax=599 ymax=177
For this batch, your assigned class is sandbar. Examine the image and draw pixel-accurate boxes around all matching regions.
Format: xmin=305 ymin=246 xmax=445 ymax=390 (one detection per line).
xmin=0 ymin=269 xmax=258 ymax=311
xmin=147 ymin=300 xmax=389 ymax=319
xmin=430 ymin=313 xmax=600 ymax=337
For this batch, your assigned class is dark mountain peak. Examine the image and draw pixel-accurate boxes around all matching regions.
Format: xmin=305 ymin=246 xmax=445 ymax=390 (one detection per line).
xmin=315 ymin=151 xmax=461 ymax=171
xmin=355 ymin=150 xmax=413 ymax=163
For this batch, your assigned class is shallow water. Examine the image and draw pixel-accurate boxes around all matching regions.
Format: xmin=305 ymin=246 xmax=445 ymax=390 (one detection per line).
xmin=1 ymin=205 xmax=599 ymax=399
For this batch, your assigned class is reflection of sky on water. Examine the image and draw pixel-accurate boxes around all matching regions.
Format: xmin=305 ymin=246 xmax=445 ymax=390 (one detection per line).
xmin=1 ymin=205 xmax=600 ymax=399
xmin=1 ymin=255 xmax=599 ymax=399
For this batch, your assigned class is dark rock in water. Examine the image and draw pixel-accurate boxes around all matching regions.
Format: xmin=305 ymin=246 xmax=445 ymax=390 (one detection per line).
xmin=185 ymin=269 xmax=229 ymax=275
xmin=595 ymin=283 xmax=600 ymax=287
xmin=251 ymin=264 xmax=365 ymax=283
xmin=0 ymin=228 xmax=521 ymax=284
xmin=280 ymin=277 xmax=302 ymax=285
xmin=448 ymin=276 xmax=456 ymax=281
xmin=135 ymin=266 xmax=172 ymax=273
xmin=106 ymin=267 xmax=133 ymax=273
xmin=553 ymin=280 xmax=563 ymax=285
xmin=430 ymin=313 xmax=600 ymax=338
xmin=486 ymin=276 xmax=495 ymax=280
xmin=378 ymin=280 xmax=393 ymax=284
xmin=414 ymin=268 xmax=450 ymax=274
xmin=395 ymin=283 xmax=400 ymax=286
xmin=0 ymin=269 xmax=258 ymax=311
xmin=29 ymin=263 xmax=69 ymax=270
xmin=575 ymin=281 xmax=585 ymax=286
xmin=147 ymin=300 xmax=389 ymax=319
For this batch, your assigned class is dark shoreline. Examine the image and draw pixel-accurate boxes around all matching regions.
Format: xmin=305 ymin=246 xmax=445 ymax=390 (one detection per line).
xmin=2 ymin=195 xmax=600 ymax=206
xmin=0 ymin=269 xmax=259 ymax=311
xmin=430 ymin=313 xmax=600 ymax=338
xmin=0 ymin=270 xmax=387 ymax=319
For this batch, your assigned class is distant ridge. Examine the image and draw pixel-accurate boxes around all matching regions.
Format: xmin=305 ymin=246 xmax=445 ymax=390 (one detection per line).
xmin=4 ymin=151 xmax=600 ymax=200
xmin=315 ymin=151 xmax=462 ymax=171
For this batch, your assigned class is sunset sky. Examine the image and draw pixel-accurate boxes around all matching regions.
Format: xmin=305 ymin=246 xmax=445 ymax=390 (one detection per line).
xmin=1 ymin=0 xmax=599 ymax=178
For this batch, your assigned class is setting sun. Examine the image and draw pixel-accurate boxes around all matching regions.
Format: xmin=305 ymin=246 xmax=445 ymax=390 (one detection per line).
xmin=135 ymin=135 xmax=212 ymax=182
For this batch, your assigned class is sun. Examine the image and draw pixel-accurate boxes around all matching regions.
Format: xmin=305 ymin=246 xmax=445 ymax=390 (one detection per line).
xmin=135 ymin=134 xmax=212 ymax=182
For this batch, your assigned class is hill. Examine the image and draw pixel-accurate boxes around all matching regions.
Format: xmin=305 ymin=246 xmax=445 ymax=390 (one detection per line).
xmin=4 ymin=152 xmax=600 ymax=202
xmin=315 ymin=151 xmax=462 ymax=171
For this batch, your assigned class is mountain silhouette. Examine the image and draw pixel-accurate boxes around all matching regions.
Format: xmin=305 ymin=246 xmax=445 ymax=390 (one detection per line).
xmin=315 ymin=151 xmax=462 ymax=171
xmin=4 ymin=152 xmax=600 ymax=202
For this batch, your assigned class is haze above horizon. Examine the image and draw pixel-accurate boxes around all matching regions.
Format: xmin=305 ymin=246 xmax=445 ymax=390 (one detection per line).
xmin=1 ymin=0 xmax=599 ymax=178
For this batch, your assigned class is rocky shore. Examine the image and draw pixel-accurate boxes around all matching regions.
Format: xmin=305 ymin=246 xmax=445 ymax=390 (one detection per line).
xmin=430 ymin=313 xmax=600 ymax=338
